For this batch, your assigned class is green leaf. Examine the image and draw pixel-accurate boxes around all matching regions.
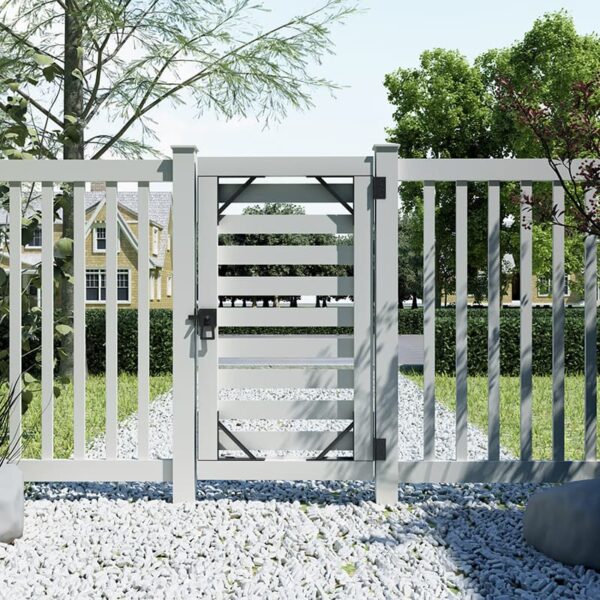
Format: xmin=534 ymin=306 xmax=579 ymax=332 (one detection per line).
xmin=55 ymin=323 xmax=72 ymax=336
xmin=70 ymin=68 xmax=84 ymax=83
xmin=33 ymin=53 xmax=53 ymax=67
xmin=64 ymin=114 xmax=78 ymax=125
xmin=54 ymin=237 xmax=73 ymax=259
xmin=76 ymin=47 xmax=84 ymax=61
xmin=23 ymin=372 xmax=36 ymax=384
xmin=7 ymin=82 xmax=18 ymax=91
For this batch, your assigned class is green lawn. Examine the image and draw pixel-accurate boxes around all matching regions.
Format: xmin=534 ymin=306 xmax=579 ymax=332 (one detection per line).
xmin=405 ymin=373 xmax=595 ymax=460
xmin=19 ymin=374 xmax=172 ymax=459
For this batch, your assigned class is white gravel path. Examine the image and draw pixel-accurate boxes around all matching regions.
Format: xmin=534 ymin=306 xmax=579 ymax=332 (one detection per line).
xmin=1 ymin=376 xmax=599 ymax=599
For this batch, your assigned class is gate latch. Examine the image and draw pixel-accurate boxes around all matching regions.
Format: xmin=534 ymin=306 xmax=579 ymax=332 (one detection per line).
xmin=188 ymin=308 xmax=217 ymax=340
xmin=374 ymin=438 xmax=387 ymax=461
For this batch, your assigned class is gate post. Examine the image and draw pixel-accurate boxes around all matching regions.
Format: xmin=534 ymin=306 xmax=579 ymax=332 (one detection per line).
xmin=172 ymin=145 xmax=198 ymax=503
xmin=373 ymin=143 xmax=399 ymax=504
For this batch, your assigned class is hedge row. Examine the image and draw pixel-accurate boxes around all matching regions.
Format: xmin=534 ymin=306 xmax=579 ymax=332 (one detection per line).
xmin=83 ymin=307 xmax=595 ymax=376
xmin=399 ymin=307 xmax=592 ymax=375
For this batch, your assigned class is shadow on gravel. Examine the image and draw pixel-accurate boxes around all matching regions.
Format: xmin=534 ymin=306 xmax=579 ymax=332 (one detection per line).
xmin=388 ymin=483 xmax=600 ymax=599
xmin=26 ymin=480 xmax=375 ymax=505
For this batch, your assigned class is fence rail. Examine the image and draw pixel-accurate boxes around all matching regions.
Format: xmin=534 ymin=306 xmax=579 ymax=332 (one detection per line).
xmin=2 ymin=152 xmax=598 ymax=504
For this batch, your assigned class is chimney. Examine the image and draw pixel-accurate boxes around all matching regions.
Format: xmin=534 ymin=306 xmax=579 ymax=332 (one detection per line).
xmin=90 ymin=182 xmax=106 ymax=192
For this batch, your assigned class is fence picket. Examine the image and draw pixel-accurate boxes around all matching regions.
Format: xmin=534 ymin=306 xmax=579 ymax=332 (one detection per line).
xmin=487 ymin=182 xmax=501 ymax=461
xmin=552 ymin=181 xmax=565 ymax=462
xmin=455 ymin=181 xmax=468 ymax=461
xmin=584 ymin=188 xmax=597 ymax=461
xmin=137 ymin=183 xmax=150 ymax=460
xmin=8 ymin=182 xmax=22 ymax=461
xmin=105 ymin=182 xmax=118 ymax=459
xmin=73 ymin=183 xmax=86 ymax=459
xmin=41 ymin=182 xmax=54 ymax=459
xmin=423 ymin=181 xmax=436 ymax=461
xmin=520 ymin=182 xmax=533 ymax=461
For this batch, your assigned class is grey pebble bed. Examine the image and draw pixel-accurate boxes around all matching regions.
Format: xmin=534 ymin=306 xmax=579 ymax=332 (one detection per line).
xmin=1 ymin=376 xmax=599 ymax=599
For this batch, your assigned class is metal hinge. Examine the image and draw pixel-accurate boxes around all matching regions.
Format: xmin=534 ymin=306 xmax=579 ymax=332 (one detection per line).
xmin=373 ymin=177 xmax=386 ymax=199
xmin=374 ymin=438 xmax=387 ymax=461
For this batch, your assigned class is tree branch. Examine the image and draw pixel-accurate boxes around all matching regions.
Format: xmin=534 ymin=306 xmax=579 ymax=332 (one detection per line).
xmin=16 ymin=89 xmax=64 ymax=128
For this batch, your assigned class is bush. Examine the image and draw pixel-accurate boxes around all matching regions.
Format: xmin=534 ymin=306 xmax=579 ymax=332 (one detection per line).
xmin=83 ymin=307 xmax=593 ymax=376
xmin=398 ymin=307 xmax=590 ymax=375
xmin=86 ymin=309 xmax=172 ymax=375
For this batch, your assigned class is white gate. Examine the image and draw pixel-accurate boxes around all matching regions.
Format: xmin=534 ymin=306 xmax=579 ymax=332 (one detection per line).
xmin=172 ymin=146 xmax=400 ymax=503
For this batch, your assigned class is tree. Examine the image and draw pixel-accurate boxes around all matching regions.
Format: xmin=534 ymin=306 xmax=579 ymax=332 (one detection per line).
xmin=0 ymin=0 xmax=357 ymax=372
xmin=219 ymin=202 xmax=351 ymax=308
xmin=384 ymin=12 xmax=599 ymax=305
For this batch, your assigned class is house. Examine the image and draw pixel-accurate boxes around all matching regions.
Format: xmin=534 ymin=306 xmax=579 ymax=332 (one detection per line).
xmin=0 ymin=190 xmax=173 ymax=310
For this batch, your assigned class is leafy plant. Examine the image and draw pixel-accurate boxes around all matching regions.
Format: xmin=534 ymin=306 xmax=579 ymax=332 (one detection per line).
xmin=0 ymin=381 xmax=23 ymax=467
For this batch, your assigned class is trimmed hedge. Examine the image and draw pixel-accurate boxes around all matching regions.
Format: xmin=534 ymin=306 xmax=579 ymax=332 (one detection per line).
xmin=83 ymin=307 xmax=594 ymax=376
xmin=399 ymin=307 xmax=591 ymax=375
xmin=86 ymin=309 xmax=172 ymax=375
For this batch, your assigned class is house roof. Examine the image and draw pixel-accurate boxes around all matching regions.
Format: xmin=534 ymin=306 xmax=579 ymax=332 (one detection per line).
xmin=0 ymin=191 xmax=172 ymax=269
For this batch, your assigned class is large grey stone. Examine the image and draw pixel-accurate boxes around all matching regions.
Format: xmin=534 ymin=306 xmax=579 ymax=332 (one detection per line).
xmin=0 ymin=464 xmax=24 ymax=544
xmin=523 ymin=480 xmax=600 ymax=570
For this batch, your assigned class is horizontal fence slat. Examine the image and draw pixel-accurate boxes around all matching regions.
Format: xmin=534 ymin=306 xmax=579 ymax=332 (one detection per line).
xmin=0 ymin=160 xmax=172 ymax=182
xmin=198 ymin=156 xmax=372 ymax=177
xmin=398 ymin=460 xmax=600 ymax=484
xmin=219 ymin=307 xmax=354 ymax=327
xmin=218 ymin=276 xmax=353 ymax=296
xmin=219 ymin=368 xmax=353 ymax=389
xmin=197 ymin=460 xmax=374 ymax=481
xmin=219 ymin=335 xmax=354 ymax=358
xmin=20 ymin=459 xmax=173 ymax=482
xmin=219 ymin=431 xmax=354 ymax=451
xmin=219 ymin=400 xmax=354 ymax=420
xmin=219 ymin=183 xmax=353 ymax=205
xmin=397 ymin=158 xmax=593 ymax=182
xmin=218 ymin=214 xmax=353 ymax=234
xmin=218 ymin=245 xmax=354 ymax=265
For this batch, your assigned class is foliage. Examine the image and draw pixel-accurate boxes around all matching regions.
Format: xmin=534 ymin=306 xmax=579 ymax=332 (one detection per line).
xmin=0 ymin=0 xmax=356 ymax=387
xmin=85 ymin=309 xmax=172 ymax=375
xmin=0 ymin=0 xmax=357 ymax=161
xmin=20 ymin=373 xmax=172 ymax=459
xmin=384 ymin=12 xmax=599 ymax=303
xmin=0 ymin=381 xmax=22 ymax=466
xmin=398 ymin=307 xmax=594 ymax=375
xmin=219 ymin=202 xmax=352 ymax=307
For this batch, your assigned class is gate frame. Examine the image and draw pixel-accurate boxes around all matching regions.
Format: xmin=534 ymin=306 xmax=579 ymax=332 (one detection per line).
xmin=173 ymin=148 xmax=401 ymax=504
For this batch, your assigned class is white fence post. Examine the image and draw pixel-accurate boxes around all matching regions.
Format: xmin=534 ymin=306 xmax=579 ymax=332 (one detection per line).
xmin=172 ymin=146 xmax=198 ymax=503
xmin=373 ymin=143 xmax=399 ymax=504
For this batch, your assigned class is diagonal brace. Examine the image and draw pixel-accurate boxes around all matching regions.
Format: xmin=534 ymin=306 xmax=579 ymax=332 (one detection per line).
xmin=314 ymin=176 xmax=353 ymax=214
xmin=308 ymin=421 xmax=354 ymax=461
xmin=218 ymin=177 xmax=257 ymax=221
xmin=218 ymin=419 xmax=265 ymax=461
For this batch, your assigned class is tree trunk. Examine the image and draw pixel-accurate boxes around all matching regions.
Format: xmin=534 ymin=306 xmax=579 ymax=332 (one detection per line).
xmin=60 ymin=0 xmax=85 ymax=376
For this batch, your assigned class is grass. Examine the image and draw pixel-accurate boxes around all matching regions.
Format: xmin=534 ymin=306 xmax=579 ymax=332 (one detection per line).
xmin=19 ymin=373 xmax=172 ymax=459
xmin=405 ymin=372 xmax=594 ymax=460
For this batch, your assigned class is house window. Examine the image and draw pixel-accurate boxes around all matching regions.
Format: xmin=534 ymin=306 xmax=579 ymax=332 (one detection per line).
xmin=537 ymin=275 xmax=569 ymax=297
xmin=27 ymin=227 xmax=42 ymax=248
xmin=167 ymin=233 xmax=171 ymax=252
xmin=93 ymin=226 xmax=106 ymax=252
xmin=167 ymin=274 xmax=172 ymax=297
xmin=152 ymin=227 xmax=159 ymax=256
xmin=536 ymin=276 xmax=550 ymax=297
xmin=156 ymin=274 xmax=162 ymax=301
xmin=150 ymin=273 xmax=155 ymax=301
xmin=86 ymin=269 xmax=130 ymax=303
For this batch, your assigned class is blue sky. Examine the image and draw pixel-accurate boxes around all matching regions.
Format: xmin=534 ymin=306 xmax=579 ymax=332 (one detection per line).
xmin=147 ymin=0 xmax=600 ymax=157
